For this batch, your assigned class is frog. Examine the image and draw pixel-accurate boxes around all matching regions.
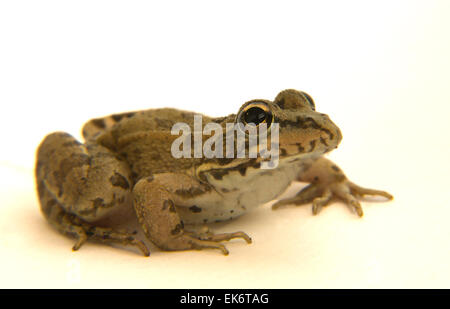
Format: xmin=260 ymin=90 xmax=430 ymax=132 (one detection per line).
xmin=35 ymin=89 xmax=393 ymax=256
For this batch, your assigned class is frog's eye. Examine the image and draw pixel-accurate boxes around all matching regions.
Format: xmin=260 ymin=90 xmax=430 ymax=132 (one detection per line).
xmin=237 ymin=101 xmax=273 ymax=127
xmin=301 ymin=91 xmax=315 ymax=111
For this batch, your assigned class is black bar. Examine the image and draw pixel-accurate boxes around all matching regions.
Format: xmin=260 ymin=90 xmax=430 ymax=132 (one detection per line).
xmin=0 ymin=289 xmax=448 ymax=307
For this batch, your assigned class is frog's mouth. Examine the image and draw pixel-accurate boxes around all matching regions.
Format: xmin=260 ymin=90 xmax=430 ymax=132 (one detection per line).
xmin=278 ymin=149 xmax=321 ymax=165
xmin=278 ymin=129 xmax=342 ymax=161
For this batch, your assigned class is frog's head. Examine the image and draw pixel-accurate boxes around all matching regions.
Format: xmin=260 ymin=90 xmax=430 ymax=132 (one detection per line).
xmin=235 ymin=89 xmax=342 ymax=165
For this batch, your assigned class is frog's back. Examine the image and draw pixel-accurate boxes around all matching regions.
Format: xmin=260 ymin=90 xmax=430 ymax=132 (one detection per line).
xmin=82 ymin=108 xmax=209 ymax=141
xmin=81 ymin=108 xmax=211 ymax=181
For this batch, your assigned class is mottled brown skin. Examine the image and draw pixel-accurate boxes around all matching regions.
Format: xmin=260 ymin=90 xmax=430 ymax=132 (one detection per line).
xmin=35 ymin=89 xmax=393 ymax=256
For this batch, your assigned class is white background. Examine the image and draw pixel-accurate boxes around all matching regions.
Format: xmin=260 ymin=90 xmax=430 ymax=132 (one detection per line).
xmin=1 ymin=0 xmax=449 ymax=288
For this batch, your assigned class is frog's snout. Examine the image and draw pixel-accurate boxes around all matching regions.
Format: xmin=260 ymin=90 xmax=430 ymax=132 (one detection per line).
xmin=318 ymin=113 xmax=342 ymax=149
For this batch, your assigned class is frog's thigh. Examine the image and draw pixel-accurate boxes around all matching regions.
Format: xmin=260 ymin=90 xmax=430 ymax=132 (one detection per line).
xmin=36 ymin=132 xmax=149 ymax=255
xmin=36 ymin=132 xmax=132 ymax=222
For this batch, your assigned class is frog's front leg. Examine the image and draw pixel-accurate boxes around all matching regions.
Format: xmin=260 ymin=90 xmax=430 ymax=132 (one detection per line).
xmin=132 ymin=174 xmax=251 ymax=255
xmin=272 ymin=157 xmax=393 ymax=216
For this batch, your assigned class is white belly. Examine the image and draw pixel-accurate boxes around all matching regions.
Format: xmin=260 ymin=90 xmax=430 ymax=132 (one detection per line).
xmin=176 ymin=157 xmax=314 ymax=225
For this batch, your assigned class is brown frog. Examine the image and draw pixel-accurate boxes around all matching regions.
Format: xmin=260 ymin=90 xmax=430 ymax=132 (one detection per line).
xmin=35 ymin=89 xmax=393 ymax=256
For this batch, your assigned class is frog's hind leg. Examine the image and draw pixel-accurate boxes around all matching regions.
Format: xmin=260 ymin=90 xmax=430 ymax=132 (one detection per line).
xmin=35 ymin=132 xmax=149 ymax=256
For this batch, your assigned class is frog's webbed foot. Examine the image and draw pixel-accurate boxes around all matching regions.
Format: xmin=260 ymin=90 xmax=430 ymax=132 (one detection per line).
xmin=272 ymin=158 xmax=393 ymax=217
xmin=82 ymin=226 xmax=150 ymax=256
xmin=43 ymin=200 xmax=150 ymax=256
xmin=66 ymin=216 xmax=150 ymax=256
xmin=183 ymin=226 xmax=252 ymax=255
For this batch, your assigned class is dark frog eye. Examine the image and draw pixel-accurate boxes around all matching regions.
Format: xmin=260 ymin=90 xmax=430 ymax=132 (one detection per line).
xmin=237 ymin=101 xmax=273 ymax=127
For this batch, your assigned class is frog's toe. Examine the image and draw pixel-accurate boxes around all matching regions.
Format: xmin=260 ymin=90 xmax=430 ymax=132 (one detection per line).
xmin=348 ymin=182 xmax=394 ymax=200
xmin=130 ymin=239 xmax=151 ymax=257
xmin=188 ymin=237 xmax=230 ymax=255
xmin=186 ymin=229 xmax=252 ymax=244
xmin=338 ymin=190 xmax=364 ymax=217
xmin=311 ymin=188 xmax=333 ymax=215
xmin=71 ymin=228 xmax=88 ymax=251
xmin=203 ymin=231 xmax=252 ymax=244
xmin=326 ymin=181 xmax=393 ymax=217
